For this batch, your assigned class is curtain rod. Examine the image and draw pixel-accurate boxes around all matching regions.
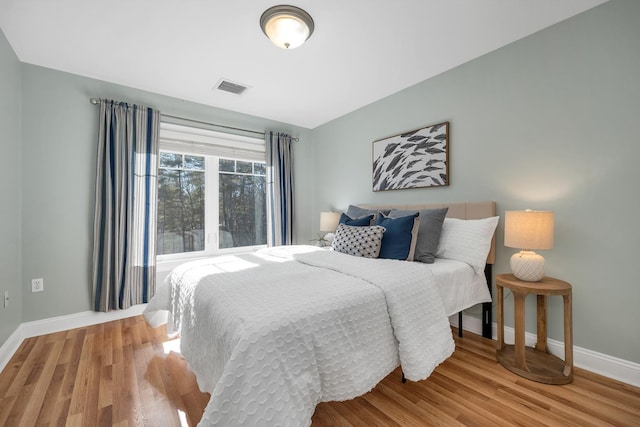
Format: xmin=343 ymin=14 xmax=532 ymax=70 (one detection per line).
xmin=89 ymin=98 xmax=298 ymax=141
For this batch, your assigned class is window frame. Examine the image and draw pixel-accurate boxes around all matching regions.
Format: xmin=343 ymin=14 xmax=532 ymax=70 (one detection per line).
xmin=156 ymin=123 xmax=267 ymax=264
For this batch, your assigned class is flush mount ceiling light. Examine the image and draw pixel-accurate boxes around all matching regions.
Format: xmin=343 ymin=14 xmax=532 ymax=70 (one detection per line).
xmin=260 ymin=5 xmax=314 ymax=49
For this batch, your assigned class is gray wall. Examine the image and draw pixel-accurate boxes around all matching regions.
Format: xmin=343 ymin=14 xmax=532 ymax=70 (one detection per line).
xmin=308 ymin=0 xmax=640 ymax=363
xmin=0 ymin=29 xmax=22 ymax=345
xmin=18 ymin=64 xmax=312 ymax=324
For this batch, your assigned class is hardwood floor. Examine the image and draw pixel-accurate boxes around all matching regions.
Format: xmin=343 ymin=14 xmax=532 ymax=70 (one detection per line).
xmin=1 ymin=316 xmax=638 ymax=426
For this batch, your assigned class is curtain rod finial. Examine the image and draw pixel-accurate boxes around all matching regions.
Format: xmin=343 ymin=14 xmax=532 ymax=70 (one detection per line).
xmin=90 ymin=98 xmax=100 ymax=105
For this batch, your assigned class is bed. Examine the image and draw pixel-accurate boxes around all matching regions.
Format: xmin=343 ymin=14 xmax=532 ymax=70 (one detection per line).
xmin=144 ymin=201 xmax=498 ymax=426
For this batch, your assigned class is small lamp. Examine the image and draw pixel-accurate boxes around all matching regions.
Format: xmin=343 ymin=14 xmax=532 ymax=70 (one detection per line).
xmin=317 ymin=211 xmax=341 ymax=247
xmin=504 ymin=210 xmax=554 ymax=281
xmin=260 ymin=5 xmax=315 ymax=49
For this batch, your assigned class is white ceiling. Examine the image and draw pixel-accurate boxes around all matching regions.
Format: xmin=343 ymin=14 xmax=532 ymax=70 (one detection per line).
xmin=0 ymin=0 xmax=607 ymax=129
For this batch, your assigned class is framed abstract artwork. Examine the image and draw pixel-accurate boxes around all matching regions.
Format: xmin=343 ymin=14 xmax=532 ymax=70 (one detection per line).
xmin=372 ymin=121 xmax=449 ymax=191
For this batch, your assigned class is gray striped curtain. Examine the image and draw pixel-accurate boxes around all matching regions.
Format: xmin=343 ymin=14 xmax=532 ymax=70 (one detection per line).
xmin=266 ymin=131 xmax=294 ymax=246
xmin=92 ymin=100 xmax=160 ymax=311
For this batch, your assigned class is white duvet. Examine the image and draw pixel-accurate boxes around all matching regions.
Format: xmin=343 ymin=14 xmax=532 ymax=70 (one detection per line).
xmin=144 ymin=246 xmax=455 ymax=426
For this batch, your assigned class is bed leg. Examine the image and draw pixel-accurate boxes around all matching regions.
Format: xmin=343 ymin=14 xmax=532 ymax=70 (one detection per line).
xmin=401 ymin=372 xmax=406 ymax=383
xmin=458 ymin=311 xmax=463 ymax=337
xmin=482 ymin=264 xmax=493 ymax=339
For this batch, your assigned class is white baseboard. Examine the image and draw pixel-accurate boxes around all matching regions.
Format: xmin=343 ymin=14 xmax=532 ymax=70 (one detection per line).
xmin=0 ymin=328 xmax=24 ymax=375
xmin=2 ymin=308 xmax=638 ymax=388
xmin=450 ymin=313 xmax=640 ymax=388
xmin=0 ymin=304 xmax=146 ymax=373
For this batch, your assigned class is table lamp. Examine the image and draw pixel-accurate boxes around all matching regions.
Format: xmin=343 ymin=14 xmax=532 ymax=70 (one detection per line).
xmin=318 ymin=211 xmax=341 ymax=247
xmin=504 ymin=210 xmax=554 ymax=281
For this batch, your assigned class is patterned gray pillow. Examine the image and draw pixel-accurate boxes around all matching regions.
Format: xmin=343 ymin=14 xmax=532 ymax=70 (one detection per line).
xmin=331 ymin=224 xmax=385 ymax=258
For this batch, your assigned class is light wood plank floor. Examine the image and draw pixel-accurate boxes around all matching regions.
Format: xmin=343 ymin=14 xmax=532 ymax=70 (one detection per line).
xmin=1 ymin=315 xmax=639 ymax=426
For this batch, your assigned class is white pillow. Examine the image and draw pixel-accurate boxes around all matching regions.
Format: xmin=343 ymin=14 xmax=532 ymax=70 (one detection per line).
xmin=331 ymin=224 xmax=385 ymax=258
xmin=436 ymin=216 xmax=499 ymax=274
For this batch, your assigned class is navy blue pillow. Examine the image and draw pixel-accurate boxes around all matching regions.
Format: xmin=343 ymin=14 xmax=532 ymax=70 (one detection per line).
xmin=339 ymin=213 xmax=374 ymax=226
xmin=376 ymin=213 xmax=419 ymax=260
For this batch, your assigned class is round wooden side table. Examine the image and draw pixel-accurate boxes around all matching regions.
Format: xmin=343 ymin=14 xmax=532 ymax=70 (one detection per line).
xmin=496 ymin=273 xmax=573 ymax=384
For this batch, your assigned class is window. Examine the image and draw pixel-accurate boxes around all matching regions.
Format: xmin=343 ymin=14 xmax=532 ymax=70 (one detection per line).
xmin=218 ymin=159 xmax=267 ymax=249
xmin=157 ymin=152 xmax=206 ymax=255
xmin=157 ymin=123 xmax=267 ymax=260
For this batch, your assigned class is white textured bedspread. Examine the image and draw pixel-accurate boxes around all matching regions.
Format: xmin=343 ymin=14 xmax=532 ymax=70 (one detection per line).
xmin=144 ymin=246 xmax=454 ymax=426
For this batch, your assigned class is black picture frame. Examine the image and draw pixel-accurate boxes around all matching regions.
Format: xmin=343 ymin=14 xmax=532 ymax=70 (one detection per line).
xmin=372 ymin=121 xmax=449 ymax=191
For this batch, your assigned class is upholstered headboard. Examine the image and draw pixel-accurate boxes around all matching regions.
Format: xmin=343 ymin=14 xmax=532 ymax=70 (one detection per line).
xmin=359 ymin=201 xmax=497 ymax=264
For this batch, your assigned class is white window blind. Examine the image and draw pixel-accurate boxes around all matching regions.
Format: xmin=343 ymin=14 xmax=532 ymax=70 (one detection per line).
xmin=160 ymin=122 xmax=265 ymax=161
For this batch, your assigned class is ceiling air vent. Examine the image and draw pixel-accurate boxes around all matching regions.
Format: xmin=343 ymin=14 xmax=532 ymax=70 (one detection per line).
xmin=215 ymin=79 xmax=249 ymax=95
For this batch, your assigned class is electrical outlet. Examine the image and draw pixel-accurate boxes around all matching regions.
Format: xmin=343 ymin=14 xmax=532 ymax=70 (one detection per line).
xmin=32 ymin=278 xmax=44 ymax=293
xmin=3 ymin=291 xmax=8 ymax=308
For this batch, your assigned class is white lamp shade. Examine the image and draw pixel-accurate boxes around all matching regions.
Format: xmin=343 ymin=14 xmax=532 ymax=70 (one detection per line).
xmin=260 ymin=6 xmax=314 ymax=49
xmin=320 ymin=211 xmax=341 ymax=232
xmin=504 ymin=210 xmax=554 ymax=250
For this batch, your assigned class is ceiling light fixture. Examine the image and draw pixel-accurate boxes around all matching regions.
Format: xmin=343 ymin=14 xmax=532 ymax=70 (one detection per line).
xmin=260 ymin=5 xmax=314 ymax=49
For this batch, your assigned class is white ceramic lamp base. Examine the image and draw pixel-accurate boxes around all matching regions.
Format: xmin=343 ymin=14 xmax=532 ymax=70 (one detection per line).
xmin=510 ymin=250 xmax=545 ymax=281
